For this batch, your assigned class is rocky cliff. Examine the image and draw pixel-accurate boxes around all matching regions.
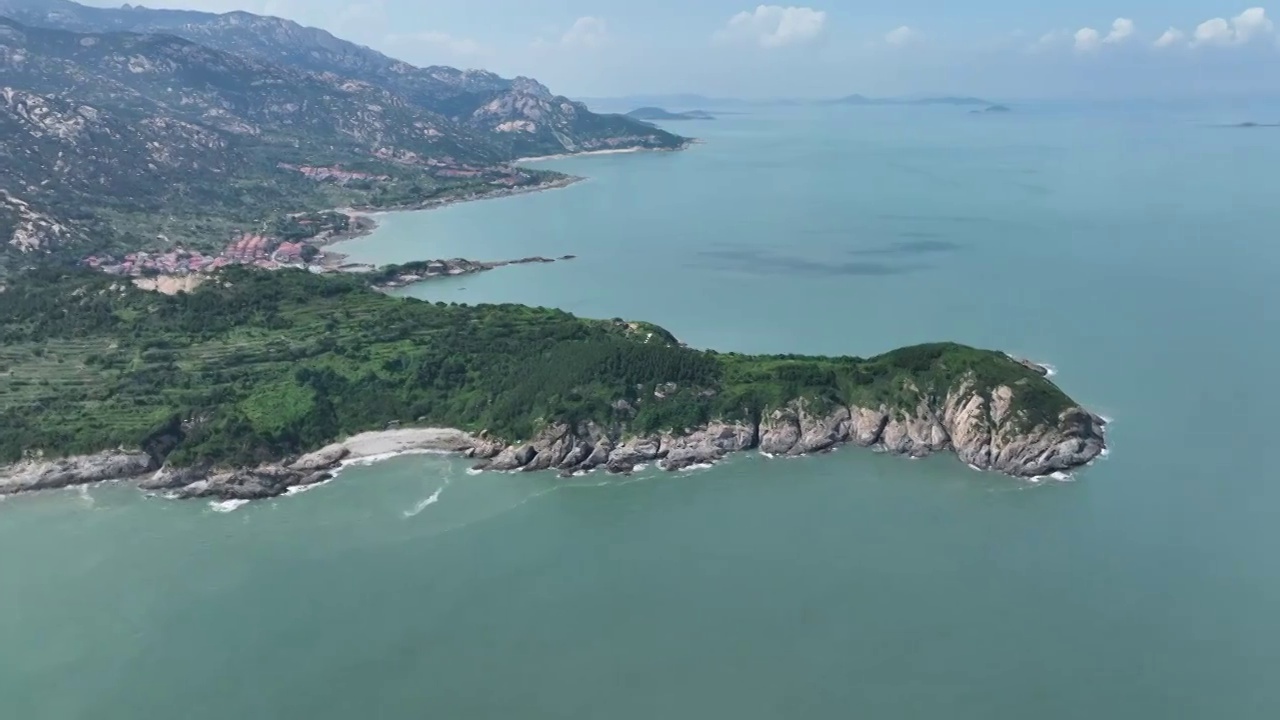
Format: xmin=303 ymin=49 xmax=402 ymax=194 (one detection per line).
xmin=0 ymin=450 xmax=154 ymax=493
xmin=0 ymin=367 xmax=1107 ymax=502
xmin=467 ymin=378 xmax=1106 ymax=478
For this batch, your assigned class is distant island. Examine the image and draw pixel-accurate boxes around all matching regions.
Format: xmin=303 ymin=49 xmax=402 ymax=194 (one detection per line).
xmin=971 ymin=104 xmax=1013 ymax=114
xmin=625 ymin=107 xmax=717 ymax=121
xmin=822 ymin=95 xmax=993 ymax=107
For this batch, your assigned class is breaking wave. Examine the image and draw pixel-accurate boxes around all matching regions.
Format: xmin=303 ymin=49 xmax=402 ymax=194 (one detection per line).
xmin=403 ymin=486 xmax=444 ymax=518
xmin=284 ymin=477 xmax=334 ymax=496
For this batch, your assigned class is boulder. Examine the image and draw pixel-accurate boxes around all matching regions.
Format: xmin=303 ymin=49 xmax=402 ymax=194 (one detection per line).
xmin=758 ymin=409 xmax=801 ymax=454
xmin=137 ymin=465 xmax=208 ymax=491
xmin=0 ymin=451 xmax=155 ymax=494
xmin=849 ymin=407 xmax=889 ymax=446
xmin=660 ymin=446 xmax=721 ymax=471
xmin=486 ymin=444 xmax=537 ymax=471
xmin=792 ymin=406 xmax=852 ymax=454
xmin=288 ymin=443 xmax=349 ymax=472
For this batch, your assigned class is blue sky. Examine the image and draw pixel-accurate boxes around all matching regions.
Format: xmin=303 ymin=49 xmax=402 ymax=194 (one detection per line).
xmin=80 ymin=1 xmax=1280 ymax=99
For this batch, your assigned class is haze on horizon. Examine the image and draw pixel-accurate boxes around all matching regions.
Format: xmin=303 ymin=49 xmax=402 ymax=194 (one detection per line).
xmin=75 ymin=0 xmax=1280 ymax=100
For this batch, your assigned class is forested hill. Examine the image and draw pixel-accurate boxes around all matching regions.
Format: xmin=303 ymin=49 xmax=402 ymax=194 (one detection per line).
xmin=0 ymin=0 xmax=682 ymax=159
xmin=0 ymin=267 xmax=1092 ymax=474
xmin=0 ymin=3 xmax=683 ymax=264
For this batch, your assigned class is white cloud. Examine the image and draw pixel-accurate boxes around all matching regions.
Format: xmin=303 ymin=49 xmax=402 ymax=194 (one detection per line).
xmin=1194 ymin=17 xmax=1234 ymax=45
xmin=1029 ymin=29 xmax=1070 ymax=52
xmin=884 ymin=26 xmax=918 ymax=46
xmin=532 ymin=16 xmax=610 ymax=51
xmin=1232 ymin=6 xmax=1275 ymax=42
xmin=1104 ymin=18 xmax=1135 ymax=44
xmin=1074 ymin=27 xmax=1101 ymax=51
xmin=560 ymin=16 xmax=609 ymax=49
xmin=1193 ymin=7 xmax=1274 ymax=46
xmin=1074 ymin=18 xmax=1134 ymax=51
xmin=1154 ymin=27 xmax=1186 ymax=48
xmin=714 ymin=5 xmax=828 ymax=48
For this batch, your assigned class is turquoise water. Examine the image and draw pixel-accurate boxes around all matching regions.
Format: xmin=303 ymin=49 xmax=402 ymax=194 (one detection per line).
xmin=4 ymin=104 xmax=1280 ymax=718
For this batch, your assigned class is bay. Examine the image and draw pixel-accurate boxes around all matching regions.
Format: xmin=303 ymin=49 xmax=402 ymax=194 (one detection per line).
xmin=3 ymin=103 xmax=1279 ymax=719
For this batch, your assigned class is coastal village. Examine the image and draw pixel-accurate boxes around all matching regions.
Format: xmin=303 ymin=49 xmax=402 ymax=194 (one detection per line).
xmin=84 ymin=233 xmax=321 ymax=277
xmin=79 ymin=161 xmax=554 ymax=280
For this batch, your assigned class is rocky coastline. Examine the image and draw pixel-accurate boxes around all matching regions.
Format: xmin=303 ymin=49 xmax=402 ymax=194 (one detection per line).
xmin=355 ymin=255 xmax=577 ymax=289
xmin=317 ymin=176 xmax=583 ymax=269
xmin=0 ymin=376 xmax=1107 ymax=503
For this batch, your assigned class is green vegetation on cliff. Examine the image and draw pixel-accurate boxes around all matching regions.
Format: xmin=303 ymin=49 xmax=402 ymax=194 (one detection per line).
xmin=0 ymin=268 xmax=1073 ymax=467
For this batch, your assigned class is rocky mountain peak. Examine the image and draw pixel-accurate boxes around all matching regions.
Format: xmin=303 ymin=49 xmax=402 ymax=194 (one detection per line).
xmin=510 ymin=76 xmax=553 ymax=99
xmin=0 ymin=0 xmax=682 ymax=159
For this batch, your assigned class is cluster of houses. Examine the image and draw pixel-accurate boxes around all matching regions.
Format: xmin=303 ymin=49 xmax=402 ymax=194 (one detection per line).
xmin=84 ymin=233 xmax=316 ymax=277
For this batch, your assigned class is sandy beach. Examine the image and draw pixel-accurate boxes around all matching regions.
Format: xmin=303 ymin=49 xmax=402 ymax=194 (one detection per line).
xmin=338 ymin=428 xmax=478 ymax=459
xmin=514 ymin=147 xmax=647 ymax=163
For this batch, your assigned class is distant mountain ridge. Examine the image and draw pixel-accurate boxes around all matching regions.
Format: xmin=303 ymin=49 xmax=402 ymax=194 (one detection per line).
xmin=0 ymin=0 xmax=683 ymax=262
xmin=0 ymin=0 xmax=681 ymax=158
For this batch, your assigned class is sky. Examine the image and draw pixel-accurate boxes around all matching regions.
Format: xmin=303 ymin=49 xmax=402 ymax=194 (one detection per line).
xmin=78 ymin=1 xmax=1280 ymax=99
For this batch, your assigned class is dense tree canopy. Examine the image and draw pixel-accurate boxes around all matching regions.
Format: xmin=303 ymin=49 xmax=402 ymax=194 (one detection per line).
xmin=0 ymin=268 xmax=1072 ymax=467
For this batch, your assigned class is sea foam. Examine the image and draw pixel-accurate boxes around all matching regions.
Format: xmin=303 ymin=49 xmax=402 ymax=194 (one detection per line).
xmin=284 ymin=477 xmax=334 ymax=496
xmin=209 ymin=499 xmax=250 ymax=513
xmin=404 ymin=486 xmax=445 ymax=518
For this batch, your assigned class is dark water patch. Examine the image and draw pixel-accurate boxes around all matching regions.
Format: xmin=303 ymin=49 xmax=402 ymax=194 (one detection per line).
xmin=696 ymin=247 xmax=920 ymax=276
xmin=883 ymin=161 xmax=965 ymax=189
xmin=1208 ymin=122 xmax=1280 ymax=128
xmin=848 ymin=238 xmax=962 ymax=256
xmin=877 ymin=213 xmax=989 ymax=223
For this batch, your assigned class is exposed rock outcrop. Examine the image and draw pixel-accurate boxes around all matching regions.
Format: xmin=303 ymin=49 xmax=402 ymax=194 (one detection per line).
xmin=368 ymin=254 xmax=577 ymax=290
xmin=0 ymin=451 xmax=155 ymax=493
xmin=0 ymin=377 xmax=1108 ymax=502
xmin=289 ymin=444 xmax=350 ymax=471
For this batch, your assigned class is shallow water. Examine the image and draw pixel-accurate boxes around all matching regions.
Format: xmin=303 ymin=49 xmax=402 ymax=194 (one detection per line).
xmin=4 ymin=102 xmax=1280 ymax=718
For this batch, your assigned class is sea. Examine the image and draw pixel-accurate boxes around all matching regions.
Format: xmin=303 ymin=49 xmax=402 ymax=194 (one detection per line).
xmin=3 ymin=101 xmax=1280 ymax=719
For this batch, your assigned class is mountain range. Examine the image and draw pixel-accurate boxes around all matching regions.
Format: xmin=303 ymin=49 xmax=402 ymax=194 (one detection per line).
xmin=0 ymin=0 xmax=682 ymax=262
